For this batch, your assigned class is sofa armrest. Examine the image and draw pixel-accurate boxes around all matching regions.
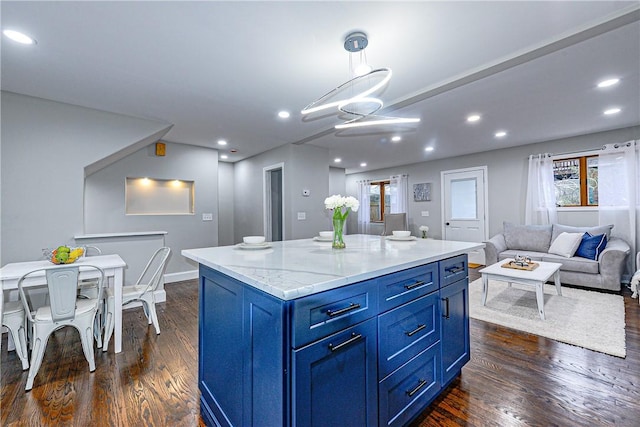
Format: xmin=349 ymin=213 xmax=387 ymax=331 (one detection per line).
xmin=599 ymin=237 xmax=631 ymax=285
xmin=483 ymin=234 xmax=507 ymax=266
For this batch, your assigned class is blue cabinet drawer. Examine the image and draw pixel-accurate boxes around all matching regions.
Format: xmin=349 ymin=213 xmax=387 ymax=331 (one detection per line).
xmin=291 ymin=280 xmax=378 ymax=348
xmin=378 ymin=342 xmax=441 ymax=427
xmin=378 ymin=263 xmax=439 ymax=312
xmin=439 ymin=254 xmax=467 ymax=287
xmin=378 ymin=292 xmax=440 ymax=379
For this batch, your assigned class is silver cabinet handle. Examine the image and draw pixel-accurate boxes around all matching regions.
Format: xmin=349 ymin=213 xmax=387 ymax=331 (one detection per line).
xmin=405 ymin=324 xmax=426 ymax=337
xmin=404 ymin=280 xmax=425 ymax=290
xmin=328 ymin=332 xmax=362 ymax=352
xmin=446 ymin=266 xmax=464 ymax=274
xmin=326 ymin=302 xmax=361 ymax=317
xmin=406 ymin=378 xmax=428 ymax=397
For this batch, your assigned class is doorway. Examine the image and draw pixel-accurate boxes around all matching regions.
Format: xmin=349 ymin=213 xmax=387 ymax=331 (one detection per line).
xmin=441 ymin=166 xmax=488 ymax=265
xmin=264 ymin=164 xmax=284 ymax=242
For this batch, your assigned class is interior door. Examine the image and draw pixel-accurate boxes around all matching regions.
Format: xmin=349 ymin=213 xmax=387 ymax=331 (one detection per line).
xmin=441 ymin=167 xmax=488 ymax=265
xmin=264 ymin=164 xmax=284 ymax=242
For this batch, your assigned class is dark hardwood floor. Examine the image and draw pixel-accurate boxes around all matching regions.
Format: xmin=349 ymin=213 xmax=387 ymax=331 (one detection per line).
xmin=2 ymin=270 xmax=639 ymax=426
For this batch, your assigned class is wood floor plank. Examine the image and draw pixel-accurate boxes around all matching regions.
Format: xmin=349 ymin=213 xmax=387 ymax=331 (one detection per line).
xmin=2 ymin=272 xmax=639 ymax=426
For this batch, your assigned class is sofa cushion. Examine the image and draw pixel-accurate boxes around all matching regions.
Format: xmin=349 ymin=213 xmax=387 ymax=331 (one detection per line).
xmin=548 ymin=232 xmax=583 ymax=258
xmin=551 ymin=223 xmax=613 ymax=243
xmin=503 ymin=222 xmax=552 ymax=253
xmin=541 ymin=253 xmax=600 ymax=274
xmin=575 ymin=232 xmax=608 ymax=260
xmin=498 ymin=250 xmax=546 ymax=262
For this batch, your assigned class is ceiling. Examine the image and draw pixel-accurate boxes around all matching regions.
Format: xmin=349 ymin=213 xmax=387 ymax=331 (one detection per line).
xmin=2 ymin=1 xmax=639 ymax=174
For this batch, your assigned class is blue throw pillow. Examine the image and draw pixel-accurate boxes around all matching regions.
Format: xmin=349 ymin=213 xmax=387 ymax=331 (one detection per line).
xmin=575 ymin=232 xmax=608 ymax=260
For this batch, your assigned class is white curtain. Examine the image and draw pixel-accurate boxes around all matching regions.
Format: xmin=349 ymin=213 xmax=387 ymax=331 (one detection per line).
xmin=389 ymin=174 xmax=409 ymax=214
xmin=525 ymin=153 xmax=557 ymax=225
xmin=599 ymin=141 xmax=638 ymax=279
xmin=357 ymin=179 xmax=371 ymax=234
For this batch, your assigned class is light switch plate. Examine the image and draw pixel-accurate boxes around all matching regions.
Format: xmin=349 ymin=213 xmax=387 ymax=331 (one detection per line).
xmin=421 ymin=211 xmax=429 ymax=217
xmin=202 ymin=213 xmax=213 ymax=221
xmin=297 ymin=212 xmax=306 ymax=220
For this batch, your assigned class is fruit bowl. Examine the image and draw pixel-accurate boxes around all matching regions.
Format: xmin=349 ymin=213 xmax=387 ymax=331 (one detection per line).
xmin=45 ymin=246 xmax=84 ymax=264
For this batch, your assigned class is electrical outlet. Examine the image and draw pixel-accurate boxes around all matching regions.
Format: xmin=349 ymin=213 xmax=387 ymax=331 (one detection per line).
xmin=297 ymin=212 xmax=306 ymax=220
xmin=421 ymin=211 xmax=429 ymax=217
xmin=202 ymin=213 xmax=213 ymax=221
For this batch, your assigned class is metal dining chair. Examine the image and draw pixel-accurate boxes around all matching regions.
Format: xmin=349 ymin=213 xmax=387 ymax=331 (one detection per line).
xmin=103 ymin=247 xmax=171 ymax=351
xmin=18 ymin=265 xmax=104 ymax=391
xmin=2 ymin=298 xmax=30 ymax=370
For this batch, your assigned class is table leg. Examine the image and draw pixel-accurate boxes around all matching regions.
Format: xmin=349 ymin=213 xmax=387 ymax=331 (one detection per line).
xmin=114 ymin=267 xmax=123 ymax=353
xmin=482 ymin=274 xmax=489 ymax=306
xmin=536 ymin=282 xmax=545 ymax=320
xmin=553 ymin=270 xmax=562 ymax=296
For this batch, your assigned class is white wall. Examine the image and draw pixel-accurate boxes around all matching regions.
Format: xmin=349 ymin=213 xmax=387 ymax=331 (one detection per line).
xmin=234 ymin=143 xmax=330 ymax=242
xmin=0 ymin=92 xmax=171 ymax=265
xmin=218 ymin=161 xmax=235 ymax=247
xmin=84 ymin=141 xmax=219 ymax=275
xmin=346 ymin=126 xmax=640 ymax=239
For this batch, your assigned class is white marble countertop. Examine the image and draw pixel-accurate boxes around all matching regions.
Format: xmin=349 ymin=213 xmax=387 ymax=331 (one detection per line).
xmin=182 ymin=234 xmax=484 ymax=300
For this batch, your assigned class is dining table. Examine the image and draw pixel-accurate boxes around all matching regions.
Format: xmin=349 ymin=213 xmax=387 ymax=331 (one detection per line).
xmin=0 ymin=254 xmax=127 ymax=353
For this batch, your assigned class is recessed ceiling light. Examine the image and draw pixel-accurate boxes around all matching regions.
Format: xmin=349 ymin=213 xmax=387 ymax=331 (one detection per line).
xmin=220 ymin=154 xmax=228 ymax=159
xmin=278 ymin=110 xmax=290 ymax=119
xmin=360 ymin=162 xmax=367 ymax=167
xmin=391 ymin=136 xmax=402 ymax=142
xmin=466 ymin=114 xmax=481 ymax=123
xmin=495 ymin=131 xmax=507 ymax=138
xmin=597 ymin=78 xmax=620 ymax=88
xmin=604 ymin=108 xmax=621 ymax=115
xmin=425 ymin=147 xmax=434 ymax=152
xmin=334 ymin=158 xmax=342 ymax=163
xmin=2 ymin=29 xmax=36 ymax=45
xmin=217 ymin=139 xmax=227 ymax=146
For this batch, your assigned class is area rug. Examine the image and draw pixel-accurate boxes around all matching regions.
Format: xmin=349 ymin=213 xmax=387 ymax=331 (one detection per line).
xmin=469 ymin=278 xmax=626 ymax=357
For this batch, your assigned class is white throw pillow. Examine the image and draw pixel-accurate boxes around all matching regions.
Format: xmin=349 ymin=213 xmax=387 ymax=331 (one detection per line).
xmin=548 ymin=232 xmax=583 ymax=258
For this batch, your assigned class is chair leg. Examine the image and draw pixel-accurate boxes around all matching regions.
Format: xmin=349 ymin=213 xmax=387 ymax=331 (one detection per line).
xmin=146 ymin=301 xmax=160 ymax=335
xmin=25 ymin=327 xmax=52 ymax=391
xmin=6 ymin=321 xmax=29 ymax=370
xmin=78 ymin=324 xmax=96 ymax=372
xmin=102 ymin=303 xmax=114 ymax=353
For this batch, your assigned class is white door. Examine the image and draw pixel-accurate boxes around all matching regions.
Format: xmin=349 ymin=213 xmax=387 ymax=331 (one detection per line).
xmin=441 ymin=167 xmax=488 ymax=265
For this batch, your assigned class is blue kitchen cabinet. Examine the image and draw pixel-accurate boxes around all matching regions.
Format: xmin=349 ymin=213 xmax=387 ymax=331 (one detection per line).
xmin=198 ymin=254 xmax=470 ymax=427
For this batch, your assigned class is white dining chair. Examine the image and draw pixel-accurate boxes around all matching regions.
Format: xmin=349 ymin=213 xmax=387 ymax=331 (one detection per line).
xmin=77 ymin=245 xmax=104 ymax=347
xmin=102 ymin=247 xmax=171 ymax=352
xmin=2 ymin=299 xmax=30 ymax=370
xmin=18 ymin=265 xmax=105 ymax=391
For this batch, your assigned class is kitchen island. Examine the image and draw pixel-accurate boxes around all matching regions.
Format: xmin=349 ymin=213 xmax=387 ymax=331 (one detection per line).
xmin=183 ymin=234 xmax=484 ymax=427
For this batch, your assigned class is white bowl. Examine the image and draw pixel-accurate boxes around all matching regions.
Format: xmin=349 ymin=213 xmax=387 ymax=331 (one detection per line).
xmin=319 ymin=231 xmax=333 ymax=238
xmin=243 ymin=236 xmax=266 ymax=245
xmin=392 ymin=230 xmax=411 ymax=238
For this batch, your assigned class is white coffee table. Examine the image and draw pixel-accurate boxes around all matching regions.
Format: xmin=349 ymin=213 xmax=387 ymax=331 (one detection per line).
xmin=479 ymin=259 xmax=563 ymax=320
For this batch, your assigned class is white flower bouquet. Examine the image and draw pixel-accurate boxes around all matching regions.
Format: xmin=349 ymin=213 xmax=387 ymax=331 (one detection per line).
xmin=324 ymin=195 xmax=359 ymax=248
xmin=419 ymin=225 xmax=429 ymax=238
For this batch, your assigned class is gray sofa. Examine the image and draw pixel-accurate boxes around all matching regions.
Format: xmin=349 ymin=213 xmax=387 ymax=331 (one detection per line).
xmin=484 ymin=222 xmax=630 ymax=291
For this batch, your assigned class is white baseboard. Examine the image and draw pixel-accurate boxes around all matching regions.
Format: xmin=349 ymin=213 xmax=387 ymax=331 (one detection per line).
xmin=164 ymin=270 xmax=198 ymax=283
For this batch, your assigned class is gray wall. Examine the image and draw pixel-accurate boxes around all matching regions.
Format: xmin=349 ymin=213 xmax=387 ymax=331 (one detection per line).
xmin=346 ymin=126 xmax=640 ymax=240
xmin=84 ymin=142 xmax=219 ymax=274
xmin=218 ymin=161 xmax=235 ymax=246
xmin=233 ymin=143 xmax=330 ymax=242
xmin=0 ymin=92 xmax=171 ymax=265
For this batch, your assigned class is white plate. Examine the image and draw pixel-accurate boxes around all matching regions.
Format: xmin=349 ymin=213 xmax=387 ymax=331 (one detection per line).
xmin=386 ymin=236 xmax=417 ymax=241
xmin=236 ymin=242 xmax=272 ymax=250
xmin=313 ymin=236 xmax=333 ymax=242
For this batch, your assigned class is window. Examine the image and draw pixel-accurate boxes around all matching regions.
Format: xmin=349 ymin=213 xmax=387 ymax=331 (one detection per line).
xmin=553 ymin=156 xmax=598 ymax=207
xmin=369 ymin=181 xmax=390 ymax=222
